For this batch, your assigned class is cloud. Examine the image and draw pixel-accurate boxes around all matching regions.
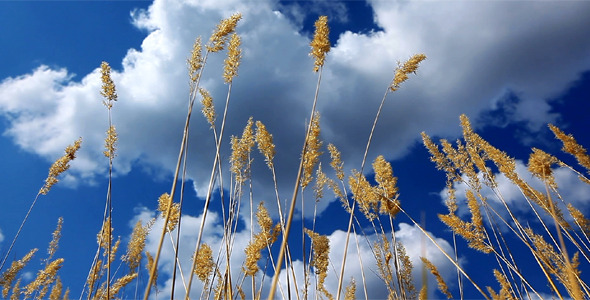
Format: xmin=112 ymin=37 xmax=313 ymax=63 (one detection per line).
xmin=0 ymin=227 xmax=4 ymax=244
xmin=1 ymin=0 xmax=589 ymax=216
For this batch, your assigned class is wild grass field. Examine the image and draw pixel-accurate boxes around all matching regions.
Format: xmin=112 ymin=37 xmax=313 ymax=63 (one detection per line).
xmin=1 ymin=13 xmax=590 ymax=300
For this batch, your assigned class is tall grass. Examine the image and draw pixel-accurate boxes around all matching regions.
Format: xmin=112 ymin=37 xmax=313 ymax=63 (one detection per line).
xmin=1 ymin=13 xmax=589 ymax=300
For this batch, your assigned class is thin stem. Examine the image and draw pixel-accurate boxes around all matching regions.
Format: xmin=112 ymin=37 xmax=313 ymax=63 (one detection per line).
xmin=268 ymin=67 xmax=323 ymax=300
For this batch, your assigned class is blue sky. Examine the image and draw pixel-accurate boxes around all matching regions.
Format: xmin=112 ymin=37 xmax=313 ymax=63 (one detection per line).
xmin=1 ymin=0 xmax=590 ymax=299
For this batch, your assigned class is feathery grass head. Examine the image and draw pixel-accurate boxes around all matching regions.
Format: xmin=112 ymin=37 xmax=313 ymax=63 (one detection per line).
xmin=188 ymin=37 xmax=203 ymax=83
xmin=123 ymin=219 xmax=154 ymax=272
xmin=49 ymin=277 xmax=62 ymax=300
xmin=24 ymin=258 xmax=64 ymax=299
xmin=157 ymin=193 xmax=180 ymax=232
xmin=421 ymin=257 xmax=452 ymax=299
xmin=230 ymin=117 xmax=254 ymax=185
xmin=397 ymin=242 xmax=416 ymax=299
xmin=46 ymin=217 xmax=63 ymax=262
xmin=244 ymin=202 xmax=280 ymax=276
xmin=255 ymin=120 xmax=276 ymax=169
xmin=310 ymin=16 xmax=330 ymax=72
xmin=194 ymin=243 xmax=214 ymax=282
xmin=549 ymin=124 xmax=590 ymax=172
xmin=528 ymin=148 xmax=558 ymax=187
xmin=40 ymin=138 xmax=82 ymax=195
xmin=1 ymin=248 xmax=37 ymax=298
xmin=100 ymin=61 xmax=117 ymax=108
xmin=207 ymin=13 xmax=242 ymax=52
xmin=103 ymin=125 xmax=118 ymax=159
xmin=344 ymin=278 xmax=356 ymax=300
xmin=328 ymin=143 xmax=344 ymax=181
xmin=302 ymin=112 xmax=323 ymax=189
xmin=349 ymin=170 xmax=378 ymax=221
xmin=390 ymin=54 xmax=427 ymax=92
xmin=305 ymin=229 xmax=332 ymax=300
xmin=223 ymin=33 xmax=242 ymax=84
xmin=145 ymin=251 xmax=157 ymax=289
xmin=372 ymin=155 xmax=400 ymax=217
xmin=199 ymin=88 xmax=216 ymax=127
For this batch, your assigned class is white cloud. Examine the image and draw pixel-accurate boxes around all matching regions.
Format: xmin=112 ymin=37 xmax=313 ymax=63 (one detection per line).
xmin=0 ymin=227 xmax=4 ymax=244
xmin=1 ymin=0 xmax=589 ymax=216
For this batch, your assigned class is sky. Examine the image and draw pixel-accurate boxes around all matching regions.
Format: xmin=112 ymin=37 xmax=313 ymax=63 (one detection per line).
xmin=1 ymin=0 xmax=590 ymax=299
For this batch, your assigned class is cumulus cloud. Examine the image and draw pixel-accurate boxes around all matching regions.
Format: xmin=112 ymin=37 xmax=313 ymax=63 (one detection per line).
xmin=135 ymin=205 xmax=457 ymax=299
xmin=1 ymin=0 xmax=589 ymax=216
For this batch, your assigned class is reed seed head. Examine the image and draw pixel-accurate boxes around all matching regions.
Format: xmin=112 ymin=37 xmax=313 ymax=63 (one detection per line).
xmin=255 ymin=120 xmax=276 ymax=169
xmin=528 ymin=148 xmax=558 ymax=187
xmin=1 ymin=248 xmax=37 ymax=298
xmin=199 ymin=88 xmax=216 ymax=127
xmin=188 ymin=37 xmax=203 ymax=83
xmin=223 ymin=33 xmax=242 ymax=84
xmin=100 ymin=61 xmax=117 ymax=108
xmin=549 ymin=124 xmax=590 ymax=172
xmin=24 ymin=258 xmax=64 ymax=299
xmin=305 ymin=229 xmax=332 ymax=300
xmin=157 ymin=193 xmax=180 ymax=232
xmin=49 ymin=277 xmax=62 ymax=300
xmin=47 ymin=217 xmax=63 ymax=262
xmin=145 ymin=251 xmax=157 ymax=289
xmin=230 ymin=117 xmax=254 ymax=185
xmin=207 ymin=13 xmax=242 ymax=52
xmin=372 ymin=155 xmax=400 ymax=217
xmin=40 ymin=138 xmax=82 ymax=195
xmin=327 ymin=143 xmax=344 ymax=181
xmin=310 ymin=16 xmax=330 ymax=72
xmin=123 ymin=219 xmax=153 ymax=272
xmin=344 ymin=278 xmax=356 ymax=300
xmin=302 ymin=112 xmax=323 ymax=189
xmin=103 ymin=125 xmax=118 ymax=159
xmin=194 ymin=243 xmax=214 ymax=282
xmin=390 ymin=54 xmax=426 ymax=92
xmin=421 ymin=257 xmax=452 ymax=299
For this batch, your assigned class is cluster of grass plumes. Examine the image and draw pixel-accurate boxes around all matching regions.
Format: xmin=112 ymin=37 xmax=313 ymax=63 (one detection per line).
xmin=421 ymin=114 xmax=590 ymax=299
xmin=3 ymin=11 xmax=590 ymax=300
